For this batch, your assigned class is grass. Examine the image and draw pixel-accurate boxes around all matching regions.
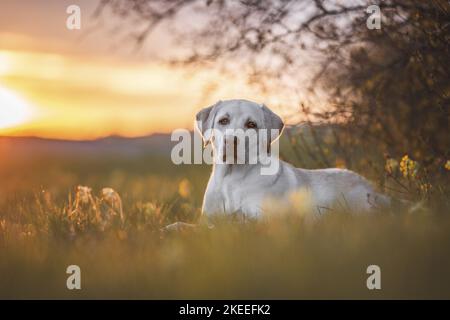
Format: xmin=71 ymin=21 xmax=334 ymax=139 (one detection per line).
xmin=1 ymin=152 xmax=449 ymax=299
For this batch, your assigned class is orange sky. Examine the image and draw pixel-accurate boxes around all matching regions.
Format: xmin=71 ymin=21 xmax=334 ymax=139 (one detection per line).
xmin=0 ymin=0 xmax=307 ymax=140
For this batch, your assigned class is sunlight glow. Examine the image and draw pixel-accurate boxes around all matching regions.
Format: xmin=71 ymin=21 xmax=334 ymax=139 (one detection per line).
xmin=0 ymin=87 xmax=33 ymax=129
xmin=0 ymin=49 xmax=298 ymax=139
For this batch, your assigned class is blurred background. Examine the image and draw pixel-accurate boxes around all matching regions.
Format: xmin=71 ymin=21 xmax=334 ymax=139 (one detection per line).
xmin=0 ymin=0 xmax=297 ymax=139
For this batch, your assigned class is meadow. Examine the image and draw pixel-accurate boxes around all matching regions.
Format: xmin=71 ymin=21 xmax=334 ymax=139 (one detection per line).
xmin=0 ymin=135 xmax=449 ymax=299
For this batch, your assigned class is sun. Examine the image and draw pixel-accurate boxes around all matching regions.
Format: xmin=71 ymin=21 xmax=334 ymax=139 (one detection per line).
xmin=0 ymin=86 xmax=33 ymax=129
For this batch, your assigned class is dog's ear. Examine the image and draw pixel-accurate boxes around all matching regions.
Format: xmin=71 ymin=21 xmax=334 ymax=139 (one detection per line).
xmin=195 ymin=101 xmax=220 ymax=146
xmin=261 ymin=104 xmax=284 ymax=143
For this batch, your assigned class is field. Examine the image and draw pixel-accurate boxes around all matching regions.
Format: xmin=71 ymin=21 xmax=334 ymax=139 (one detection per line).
xmin=0 ymin=136 xmax=449 ymax=299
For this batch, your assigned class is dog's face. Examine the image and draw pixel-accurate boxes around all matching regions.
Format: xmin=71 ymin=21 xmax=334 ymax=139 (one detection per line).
xmin=195 ymin=99 xmax=284 ymax=164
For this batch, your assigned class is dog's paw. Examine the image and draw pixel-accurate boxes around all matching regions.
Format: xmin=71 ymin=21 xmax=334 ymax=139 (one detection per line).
xmin=160 ymin=222 xmax=197 ymax=233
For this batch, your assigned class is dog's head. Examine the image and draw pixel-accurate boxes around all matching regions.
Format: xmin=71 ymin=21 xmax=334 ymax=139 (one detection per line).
xmin=195 ymin=99 xmax=284 ymax=164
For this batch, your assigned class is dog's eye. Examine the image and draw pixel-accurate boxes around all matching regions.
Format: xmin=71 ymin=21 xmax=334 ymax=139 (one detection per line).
xmin=246 ymin=121 xmax=257 ymax=129
xmin=218 ymin=118 xmax=229 ymax=125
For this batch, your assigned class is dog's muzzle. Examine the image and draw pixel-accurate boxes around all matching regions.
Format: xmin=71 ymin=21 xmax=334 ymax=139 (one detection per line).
xmin=223 ymin=135 xmax=238 ymax=162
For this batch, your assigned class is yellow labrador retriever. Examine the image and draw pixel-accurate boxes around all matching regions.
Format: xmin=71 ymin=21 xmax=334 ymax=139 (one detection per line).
xmin=195 ymin=99 xmax=390 ymax=219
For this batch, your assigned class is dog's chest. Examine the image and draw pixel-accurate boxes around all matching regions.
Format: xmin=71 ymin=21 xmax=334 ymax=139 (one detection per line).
xmin=208 ymin=175 xmax=261 ymax=216
xmin=220 ymin=178 xmax=243 ymax=213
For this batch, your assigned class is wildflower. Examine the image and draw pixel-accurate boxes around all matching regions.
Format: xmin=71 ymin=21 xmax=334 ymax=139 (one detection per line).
xmin=385 ymin=158 xmax=398 ymax=175
xmin=141 ymin=202 xmax=158 ymax=214
xmin=445 ymin=160 xmax=450 ymax=171
xmin=399 ymin=155 xmax=419 ymax=178
xmin=335 ymin=157 xmax=346 ymax=169
xmin=99 ymin=187 xmax=124 ymax=229
xmin=69 ymin=185 xmax=97 ymax=234
xmin=419 ymin=183 xmax=432 ymax=194
xmin=74 ymin=185 xmax=95 ymax=210
xmin=101 ymin=187 xmax=124 ymax=222
xmin=178 ymin=179 xmax=192 ymax=199
xmin=288 ymin=188 xmax=313 ymax=216
xmin=20 ymin=224 xmax=36 ymax=238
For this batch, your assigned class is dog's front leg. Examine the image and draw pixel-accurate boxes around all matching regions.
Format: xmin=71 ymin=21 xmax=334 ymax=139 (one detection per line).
xmin=202 ymin=195 xmax=226 ymax=216
xmin=202 ymin=179 xmax=227 ymax=216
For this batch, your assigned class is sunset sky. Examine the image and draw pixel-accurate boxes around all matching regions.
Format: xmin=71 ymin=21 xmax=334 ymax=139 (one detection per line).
xmin=0 ymin=0 xmax=307 ymax=140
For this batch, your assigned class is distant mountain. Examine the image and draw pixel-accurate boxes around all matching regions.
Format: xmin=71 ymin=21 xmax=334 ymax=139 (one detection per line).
xmin=0 ymin=133 xmax=176 ymax=158
xmin=0 ymin=124 xmax=327 ymax=161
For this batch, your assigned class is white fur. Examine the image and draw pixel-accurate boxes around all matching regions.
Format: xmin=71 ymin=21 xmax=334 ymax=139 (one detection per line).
xmin=196 ymin=99 xmax=389 ymax=219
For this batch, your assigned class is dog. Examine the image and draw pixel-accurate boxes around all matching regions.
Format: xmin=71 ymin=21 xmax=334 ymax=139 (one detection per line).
xmin=195 ymin=99 xmax=390 ymax=219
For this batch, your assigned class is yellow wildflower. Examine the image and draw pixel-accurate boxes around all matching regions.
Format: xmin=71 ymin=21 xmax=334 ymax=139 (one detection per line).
xmin=419 ymin=183 xmax=432 ymax=193
xmin=100 ymin=187 xmax=124 ymax=225
xmin=335 ymin=157 xmax=346 ymax=169
xmin=399 ymin=155 xmax=419 ymax=178
xmin=445 ymin=160 xmax=450 ymax=171
xmin=178 ymin=179 xmax=192 ymax=199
